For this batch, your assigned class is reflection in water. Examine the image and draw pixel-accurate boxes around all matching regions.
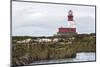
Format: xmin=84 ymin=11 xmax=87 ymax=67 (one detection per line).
xmin=74 ymin=52 xmax=95 ymax=61
xmin=30 ymin=52 xmax=95 ymax=65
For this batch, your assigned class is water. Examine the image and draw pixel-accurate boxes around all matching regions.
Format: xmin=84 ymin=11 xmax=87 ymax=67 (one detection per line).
xmin=30 ymin=52 xmax=96 ymax=65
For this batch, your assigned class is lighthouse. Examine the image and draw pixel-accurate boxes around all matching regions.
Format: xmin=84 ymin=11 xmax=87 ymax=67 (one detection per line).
xmin=56 ymin=10 xmax=77 ymax=37
xmin=68 ymin=10 xmax=76 ymax=28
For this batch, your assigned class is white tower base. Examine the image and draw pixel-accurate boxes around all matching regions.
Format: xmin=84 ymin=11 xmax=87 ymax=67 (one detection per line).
xmin=68 ymin=21 xmax=76 ymax=28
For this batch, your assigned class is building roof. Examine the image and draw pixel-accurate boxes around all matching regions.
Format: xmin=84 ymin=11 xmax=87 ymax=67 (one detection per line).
xmin=58 ymin=27 xmax=76 ymax=33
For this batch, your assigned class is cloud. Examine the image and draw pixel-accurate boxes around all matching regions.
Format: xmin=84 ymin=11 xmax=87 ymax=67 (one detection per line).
xmin=76 ymin=16 xmax=95 ymax=34
xmin=12 ymin=1 xmax=95 ymax=36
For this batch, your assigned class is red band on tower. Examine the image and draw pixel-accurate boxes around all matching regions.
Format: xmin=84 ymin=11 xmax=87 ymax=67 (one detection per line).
xmin=68 ymin=10 xmax=73 ymax=21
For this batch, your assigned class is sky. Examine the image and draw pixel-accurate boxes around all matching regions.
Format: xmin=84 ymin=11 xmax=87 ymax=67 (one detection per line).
xmin=12 ymin=1 xmax=96 ymax=36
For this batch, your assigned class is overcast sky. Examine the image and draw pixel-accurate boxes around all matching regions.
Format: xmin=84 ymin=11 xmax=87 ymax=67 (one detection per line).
xmin=12 ymin=1 xmax=95 ymax=36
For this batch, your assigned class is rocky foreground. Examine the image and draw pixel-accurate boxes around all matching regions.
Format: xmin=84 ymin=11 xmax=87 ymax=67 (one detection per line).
xmin=12 ymin=33 xmax=96 ymax=66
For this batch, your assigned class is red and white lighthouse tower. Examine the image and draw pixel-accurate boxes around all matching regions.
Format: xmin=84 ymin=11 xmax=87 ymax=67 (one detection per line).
xmin=68 ymin=10 xmax=76 ymax=28
xmin=56 ymin=10 xmax=77 ymax=37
